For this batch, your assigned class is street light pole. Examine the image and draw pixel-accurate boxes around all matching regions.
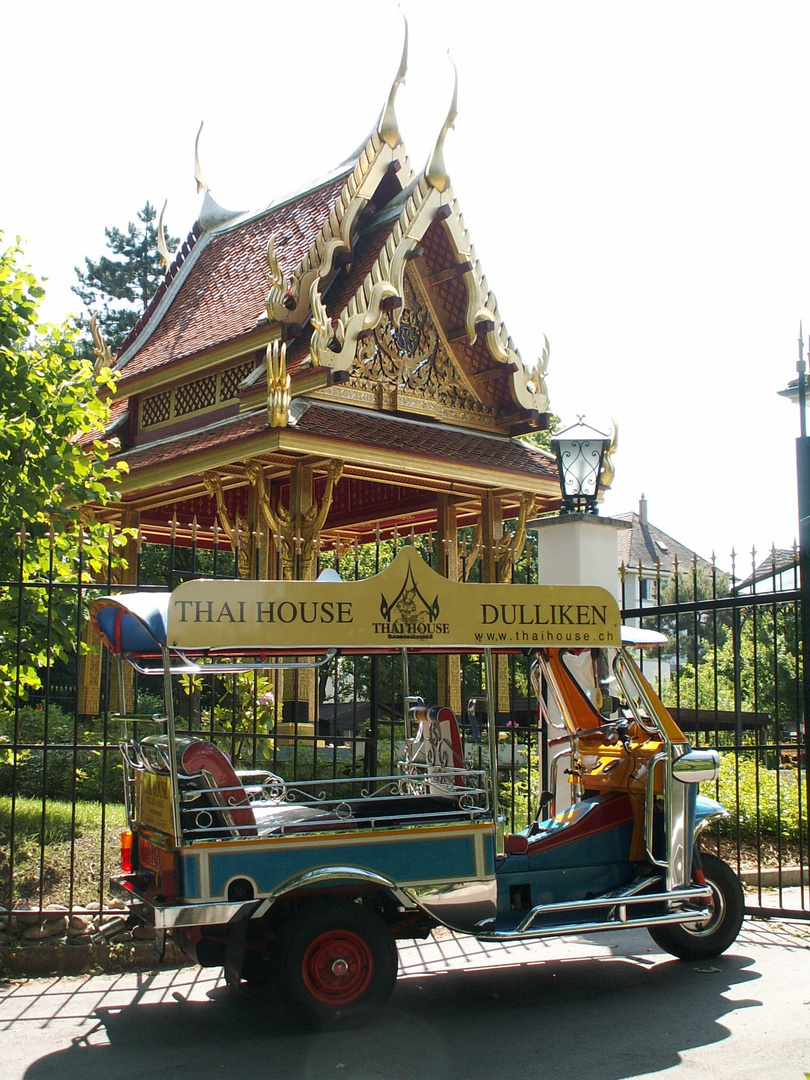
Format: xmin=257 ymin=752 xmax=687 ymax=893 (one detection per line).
xmin=778 ymin=325 xmax=810 ymax=819
xmin=798 ymin=321 xmax=808 ymax=439
xmin=796 ymin=325 xmax=810 ymax=520
xmin=792 ymin=326 xmax=810 ymax=833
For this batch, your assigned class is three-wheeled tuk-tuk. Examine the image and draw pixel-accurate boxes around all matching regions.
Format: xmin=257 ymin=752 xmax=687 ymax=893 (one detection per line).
xmin=90 ymin=547 xmax=743 ymax=1024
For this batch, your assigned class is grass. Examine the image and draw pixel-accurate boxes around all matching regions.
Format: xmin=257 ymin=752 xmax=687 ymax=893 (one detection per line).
xmin=0 ymin=796 xmax=126 ymax=911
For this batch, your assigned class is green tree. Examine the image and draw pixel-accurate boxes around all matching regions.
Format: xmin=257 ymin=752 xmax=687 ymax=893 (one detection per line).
xmin=664 ymin=603 xmax=800 ymax=738
xmin=655 ymin=562 xmax=731 ymax=667
xmin=0 ymin=235 xmax=129 ymax=708
xmin=72 ymin=201 xmax=178 ymax=355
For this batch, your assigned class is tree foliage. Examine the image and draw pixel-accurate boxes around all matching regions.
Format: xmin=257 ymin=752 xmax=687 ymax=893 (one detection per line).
xmin=72 ymin=201 xmax=177 ymax=356
xmin=664 ymin=604 xmax=800 ymax=735
xmin=0 ymin=235 xmax=129 ymax=708
xmin=653 ymin=563 xmax=732 ymax=667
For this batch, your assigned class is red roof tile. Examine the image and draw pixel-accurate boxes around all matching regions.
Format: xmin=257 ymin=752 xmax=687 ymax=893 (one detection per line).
xmin=117 ymin=173 xmax=351 ymax=387
xmin=117 ymin=401 xmax=556 ymax=484
xmin=296 ymin=404 xmax=556 ymax=480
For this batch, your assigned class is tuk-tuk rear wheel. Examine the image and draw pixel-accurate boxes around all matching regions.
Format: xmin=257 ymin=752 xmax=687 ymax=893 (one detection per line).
xmin=278 ymin=900 xmax=398 ymax=1024
xmin=647 ymin=853 xmax=744 ymax=961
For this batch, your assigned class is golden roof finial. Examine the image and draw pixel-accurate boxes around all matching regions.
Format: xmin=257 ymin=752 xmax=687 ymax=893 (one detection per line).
xmin=194 ymin=121 xmax=209 ymax=195
xmin=157 ymin=199 xmax=173 ymax=269
xmin=426 ymin=54 xmax=458 ymax=193
xmin=379 ymin=11 xmax=408 ymax=148
xmin=266 ymin=339 xmax=291 ymax=427
xmin=309 ymin=280 xmax=345 ymax=366
xmin=89 ymin=313 xmax=114 ymax=376
xmin=600 ymin=419 xmax=619 ymax=494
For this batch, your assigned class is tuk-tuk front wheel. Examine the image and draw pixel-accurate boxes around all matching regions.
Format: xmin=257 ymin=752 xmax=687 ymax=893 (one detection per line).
xmin=278 ymin=900 xmax=398 ymax=1023
xmin=648 ymin=853 xmax=744 ymax=961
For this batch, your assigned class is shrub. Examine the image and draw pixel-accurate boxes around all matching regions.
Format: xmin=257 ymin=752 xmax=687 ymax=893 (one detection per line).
xmin=0 ymin=705 xmax=123 ymax=802
xmin=709 ymin=752 xmax=803 ymax=845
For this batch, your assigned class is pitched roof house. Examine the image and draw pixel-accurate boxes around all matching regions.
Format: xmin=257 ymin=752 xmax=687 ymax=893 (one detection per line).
xmin=615 ymin=495 xmax=713 ymax=609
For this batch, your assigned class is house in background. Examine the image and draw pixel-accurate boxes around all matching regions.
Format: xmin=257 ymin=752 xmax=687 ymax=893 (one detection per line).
xmin=732 ymin=548 xmax=799 ymax=595
xmin=614 ymin=494 xmax=714 ymax=613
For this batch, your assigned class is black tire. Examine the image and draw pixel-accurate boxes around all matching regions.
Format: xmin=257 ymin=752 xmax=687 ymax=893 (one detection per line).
xmin=277 ymin=900 xmax=398 ymax=1024
xmin=648 ymin=853 xmax=744 ymax=961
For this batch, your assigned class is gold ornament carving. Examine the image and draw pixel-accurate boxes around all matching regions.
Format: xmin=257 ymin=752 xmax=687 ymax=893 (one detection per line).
xmin=458 ymin=525 xmax=482 ymax=581
xmin=521 ymin=334 xmax=550 ymax=403
xmin=203 ymin=472 xmax=253 ymax=577
xmin=157 ymin=199 xmax=174 ymax=270
xmin=379 ymin=12 xmax=408 ymax=149
xmin=194 ymin=121 xmax=209 ymax=195
xmin=309 ymin=281 xmax=345 ymax=366
xmin=494 ymin=493 xmax=536 ymax=582
xmin=458 ymin=494 xmax=535 ymax=582
xmin=426 ymin=56 xmax=458 ymax=194
xmin=89 ymin=314 xmax=114 ymax=376
xmin=266 ymin=235 xmax=297 ymax=323
xmin=266 ymin=339 xmax=291 ymax=427
xmin=599 ymin=419 xmax=619 ymax=495
xmin=351 ymin=275 xmax=490 ymax=418
xmin=246 ymin=459 xmax=344 ymax=580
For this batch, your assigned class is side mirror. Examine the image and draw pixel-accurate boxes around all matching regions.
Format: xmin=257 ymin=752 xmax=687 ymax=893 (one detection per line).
xmin=672 ymin=748 xmax=719 ymax=785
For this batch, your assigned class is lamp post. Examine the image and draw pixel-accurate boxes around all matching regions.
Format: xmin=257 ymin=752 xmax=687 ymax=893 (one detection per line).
xmin=778 ymin=323 xmax=810 ymax=814
xmin=550 ymin=417 xmax=612 ymax=515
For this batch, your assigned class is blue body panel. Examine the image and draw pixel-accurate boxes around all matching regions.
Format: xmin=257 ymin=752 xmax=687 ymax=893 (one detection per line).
xmin=495 ymin=795 xmax=637 ymax=914
xmin=695 ymin=792 xmax=726 ymax=824
xmin=179 ymin=823 xmax=495 ymax=903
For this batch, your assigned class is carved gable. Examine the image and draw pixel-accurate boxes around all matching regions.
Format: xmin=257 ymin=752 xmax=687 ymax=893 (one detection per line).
xmin=323 ymin=268 xmax=495 ymax=425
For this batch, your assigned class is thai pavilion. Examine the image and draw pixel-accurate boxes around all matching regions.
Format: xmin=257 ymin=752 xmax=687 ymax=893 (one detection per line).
xmin=86 ymin=33 xmax=562 ymax=720
xmin=95 ymin=28 xmax=559 ymax=578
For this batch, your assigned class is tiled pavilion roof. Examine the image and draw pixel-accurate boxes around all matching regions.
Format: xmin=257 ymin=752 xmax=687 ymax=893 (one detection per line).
xmin=115 ymin=170 xmax=352 ymax=388
xmin=95 ymin=40 xmax=560 ymax=551
xmin=117 ymin=400 xmax=556 ymax=496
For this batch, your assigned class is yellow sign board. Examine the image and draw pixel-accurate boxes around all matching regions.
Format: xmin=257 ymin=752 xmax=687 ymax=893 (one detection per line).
xmin=134 ymin=771 xmax=175 ymax=837
xmin=167 ymin=548 xmax=621 ymax=652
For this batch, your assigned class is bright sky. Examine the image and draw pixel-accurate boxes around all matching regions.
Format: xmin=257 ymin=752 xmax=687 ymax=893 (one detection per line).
xmin=3 ymin=0 xmax=809 ymax=574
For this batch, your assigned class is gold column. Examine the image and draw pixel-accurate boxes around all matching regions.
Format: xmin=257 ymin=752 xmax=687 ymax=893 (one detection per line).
xmin=436 ymin=494 xmax=461 ymax=714
xmin=79 ymin=511 xmax=140 ymax=717
xmin=283 ymin=464 xmax=316 ymax=724
xmin=480 ymin=492 xmax=500 ymax=584
xmin=480 ymin=493 xmax=510 ymax=719
xmin=247 ymin=460 xmax=342 ymax=728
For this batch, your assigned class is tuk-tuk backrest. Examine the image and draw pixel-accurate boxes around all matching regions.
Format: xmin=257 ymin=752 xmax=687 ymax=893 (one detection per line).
xmin=139 ymin=736 xmax=258 ymax=836
xmin=409 ymin=705 xmax=466 ymax=790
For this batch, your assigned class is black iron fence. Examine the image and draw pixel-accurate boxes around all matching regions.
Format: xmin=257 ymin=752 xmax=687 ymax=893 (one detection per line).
xmin=1 ymin=531 xmax=808 ymax=938
xmin=621 ymin=548 xmax=809 ymax=918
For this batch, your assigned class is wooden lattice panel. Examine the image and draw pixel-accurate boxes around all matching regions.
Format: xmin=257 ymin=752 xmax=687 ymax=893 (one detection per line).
xmin=141 ymin=391 xmax=172 ymax=428
xmin=175 ymin=375 xmax=217 ymax=416
xmin=139 ymin=360 xmax=254 ymax=432
xmin=221 ymin=361 xmax=252 ymax=400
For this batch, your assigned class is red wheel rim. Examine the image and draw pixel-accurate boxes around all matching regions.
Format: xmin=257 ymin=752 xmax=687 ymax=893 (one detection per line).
xmin=301 ymin=929 xmax=374 ymax=1006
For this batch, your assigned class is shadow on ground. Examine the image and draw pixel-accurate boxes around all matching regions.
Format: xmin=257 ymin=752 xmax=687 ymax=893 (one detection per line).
xmin=20 ymin=947 xmax=762 ymax=1080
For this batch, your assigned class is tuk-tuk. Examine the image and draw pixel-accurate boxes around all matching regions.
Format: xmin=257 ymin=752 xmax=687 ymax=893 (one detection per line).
xmin=90 ymin=547 xmax=743 ymax=1023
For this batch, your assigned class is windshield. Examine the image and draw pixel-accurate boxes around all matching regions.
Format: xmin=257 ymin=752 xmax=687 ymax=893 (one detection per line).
xmin=561 ymin=648 xmax=620 ymax=720
xmin=559 ymin=647 xmax=660 ymax=734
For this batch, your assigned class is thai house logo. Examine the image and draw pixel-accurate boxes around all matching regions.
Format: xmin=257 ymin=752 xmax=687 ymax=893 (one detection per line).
xmin=376 ymin=562 xmax=447 ymax=640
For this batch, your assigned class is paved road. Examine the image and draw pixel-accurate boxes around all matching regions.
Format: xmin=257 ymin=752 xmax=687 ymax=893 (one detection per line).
xmin=2 ymin=917 xmax=809 ymax=1080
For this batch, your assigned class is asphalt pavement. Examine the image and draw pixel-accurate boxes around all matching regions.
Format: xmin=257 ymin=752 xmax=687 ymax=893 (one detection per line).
xmin=1 ymin=915 xmax=809 ymax=1080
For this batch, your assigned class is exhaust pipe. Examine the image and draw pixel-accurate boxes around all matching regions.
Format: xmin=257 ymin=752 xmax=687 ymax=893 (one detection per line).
xmin=90 ymin=916 xmax=128 ymax=943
